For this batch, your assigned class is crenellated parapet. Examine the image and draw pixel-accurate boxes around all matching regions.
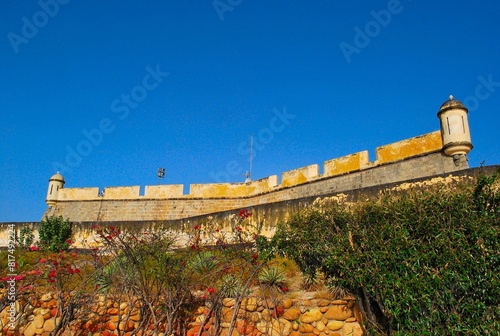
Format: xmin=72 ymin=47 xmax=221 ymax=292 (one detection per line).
xmin=46 ymin=130 xmax=446 ymax=202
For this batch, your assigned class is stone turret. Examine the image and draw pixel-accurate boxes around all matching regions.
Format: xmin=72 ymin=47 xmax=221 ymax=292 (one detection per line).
xmin=437 ymin=95 xmax=473 ymax=166
xmin=46 ymin=172 xmax=65 ymax=206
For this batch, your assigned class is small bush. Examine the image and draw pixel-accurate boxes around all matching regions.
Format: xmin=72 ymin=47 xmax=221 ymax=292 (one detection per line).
xmin=38 ymin=215 xmax=72 ymax=252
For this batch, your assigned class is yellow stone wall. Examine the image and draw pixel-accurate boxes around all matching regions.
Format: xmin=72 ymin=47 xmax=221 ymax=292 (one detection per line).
xmin=103 ymin=186 xmax=140 ymax=199
xmin=58 ymin=187 xmax=99 ymax=200
xmin=144 ymin=185 xmax=184 ymax=198
xmin=324 ymin=151 xmax=369 ymax=177
xmin=281 ymin=164 xmax=320 ymax=187
xmin=375 ymin=131 xmax=442 ymax=164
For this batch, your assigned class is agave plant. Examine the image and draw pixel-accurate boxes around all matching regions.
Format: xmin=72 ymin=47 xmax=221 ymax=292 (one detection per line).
xmin=188 ymin=251 xmax=218 ymax=274
xmin=258 ymin=265 xmax=286 ymax=288
xmin=218 ymin=274 xmax=244 ymax=298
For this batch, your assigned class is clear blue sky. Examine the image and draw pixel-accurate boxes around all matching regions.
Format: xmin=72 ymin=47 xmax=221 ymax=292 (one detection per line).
xmin=1 ymin=1 xmax=499 ymax=222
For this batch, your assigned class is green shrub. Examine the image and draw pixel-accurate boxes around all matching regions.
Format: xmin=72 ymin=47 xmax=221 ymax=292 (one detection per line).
xmin=18 ymin=225 xmax=35 ymax=250
xmin=259 ymin=171 xmax=500 ymax=334
xmin=38 ymin=215 xmax=72 ymax=252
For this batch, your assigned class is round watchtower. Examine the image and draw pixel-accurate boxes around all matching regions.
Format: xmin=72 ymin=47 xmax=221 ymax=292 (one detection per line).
xmin=46 ymin=172 xmax=65 ymax=206
xmin=437 ymin=95 xmax=473 ymax=164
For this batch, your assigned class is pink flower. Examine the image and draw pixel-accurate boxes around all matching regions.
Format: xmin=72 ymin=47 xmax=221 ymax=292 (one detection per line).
xmin=30 ymin=246 xmax=40 ymax=251
xmin=14 ymin=275 xmax=23 ymax=281
xmin=207 ymin=287 xmax=215 ymax=294
xmin=236 ymin=227 xmax=242 ymax=231
xmin=91 ymin=224 xmax=98 ymax=230
xmin=39 ymin=258 xmax=47 ymax=263
xmin=194 ymin=225 xmax=200 ymax=230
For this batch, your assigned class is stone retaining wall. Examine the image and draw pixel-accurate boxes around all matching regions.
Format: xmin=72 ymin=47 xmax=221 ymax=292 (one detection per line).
xmin=0 ymin=293 xmax=363 ymax=336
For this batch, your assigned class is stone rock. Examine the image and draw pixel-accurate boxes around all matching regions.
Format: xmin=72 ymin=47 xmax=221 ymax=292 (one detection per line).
xmin=261 ymin=309 xmax=271 ymax=322
xmin=282 ymin=299 xmax=293 ymax=309
xmin=331 ymin=300 xmax=348 ymax=305
xmin=34 ymin=315 xmax=45 ymax=329
xmin=345 ymin=317 xmax=357 ymax=323
xmin=106 ymin=321 xmax=117 ymax=331
xmin=236 ymin=320 xmax=255 ymax=335
xmin=342 ymin=322 xmax=363 ymax=336
xmin=283 ymin=308 xmax=301 ymax=321
xmin=347 ymin=300 xmax=355 ymax=309
xmin=299 ymin=323 xmax=314 ymax=333
xmin=316 ymin=321 xmax=325 ymax=332
xmin=40 ymin=293 xmax=53 ymax=302
xmin=326 ymin=321 xmax=344 ymax=331
xmin=320 ymin=306 xmax=329 ymax=313
xmin=119 ymin=321 xmax=135 ymax=332
xmin=23 ymin=322 xmax=37 ymax=336
xmin=300 ymin=309 xmax=323 ymax=323
xmin=107 ymin=308 xmax=119 ymax=315
xmin=223 ymin=298 xmax=235 ymax=307
xmin=241 ymin=298 xmax=259 ymax=312
xmin=290 ymin=332 xmax=301 ymax=336
xmin=221 ymin=307 xmax=234 ymax=323
xmin=250 ymin=312 xmax=261 ymax=323
xmin=292 ymin=322 xmax=299 ymax=331
xmin=316 ymin=299 xmax=331 ymax=307
xmin=119 ymin=302 xmax=128 ymax=310
xmin=278 ymin=318 xmax=293 ymax=336
xmin=324 ymin=306 xmax=352 ymax=321
xmin=43 ymin=318 xmax=55 ymax=332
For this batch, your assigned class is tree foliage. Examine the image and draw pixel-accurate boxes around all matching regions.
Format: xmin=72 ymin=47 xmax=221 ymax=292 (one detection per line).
xmin=258 ymin=171 xmax=500 ymax=334
xmin=38 ymin=215 xmax=72 ymax=252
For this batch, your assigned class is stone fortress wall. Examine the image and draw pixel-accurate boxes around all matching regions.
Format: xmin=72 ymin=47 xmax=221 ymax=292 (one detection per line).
xmin=41 ymin=130 xmax=466 ymax=224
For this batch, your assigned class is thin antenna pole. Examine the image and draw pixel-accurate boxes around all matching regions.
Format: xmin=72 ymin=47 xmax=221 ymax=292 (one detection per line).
xmin=249 ymin=135 xmax=253 ymax=179
xmin=244 ymin=135 xmax=253 ymax=183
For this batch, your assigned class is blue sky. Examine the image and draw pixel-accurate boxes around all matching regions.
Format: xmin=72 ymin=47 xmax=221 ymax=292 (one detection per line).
xmin=1 ymin=1 xmax=499 ymax=222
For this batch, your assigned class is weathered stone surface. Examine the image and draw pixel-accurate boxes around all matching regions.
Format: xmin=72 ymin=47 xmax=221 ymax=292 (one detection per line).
xmin=316 ymin=321 xmax=326 ymax=332
xmin=342 ymin=322 xmax=363 ymax=336
xmin=221 ymin=307 xmax=234 ymax=323
xmin=223 ymin=298 xmax=235 ymax=307
xmin=283 ymin=308 xmax=301 ymax=321
xmin=282 ymin=299 xmax=293 ymax=309
xmin=300 ymin=308 xmax=323 ymax=323
xmin=331 ymin=300 xmax=348 ymax=305
xmin=33 ymin=315 xmax=45 ymax=329
xmin=236 ymin=320 xmax=255 ymax=335
xmin=241 ymin=298 xmax=259 ymax=312
xmin=43 ymin=318 xmax=55 ymax=332
xmin=299 ymin=323 xmax=314 ymax=333
xmin=278 ymin=318 xmax=293 ymax=336
xmin=23 ymin=322 xmax=37 ymax=336
xmin=106 ymin=321 xmax=117 ymax=331
xmin=316 ymin=299 xmax=331 ymax=307
xmin=40 ymin=293 xmax=53 ymax=302
xmin=326 ymin=321 xmax=344 ymax=331
xmin=324 ymin=306 xmax=352 ymax=321
xmin=345 ymin=317 xmax=357 ymax=323
xmin=250 ymin=312 xmax=261 ymax=323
